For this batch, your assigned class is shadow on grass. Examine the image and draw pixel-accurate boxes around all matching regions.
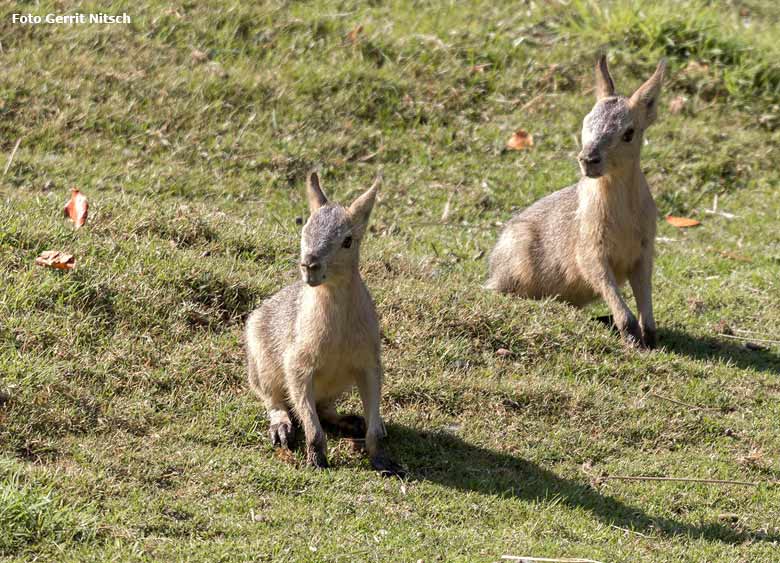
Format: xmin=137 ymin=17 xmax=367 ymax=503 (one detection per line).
xmin=593 ymin=316 xmax=780 ymax=375
xmin=658 ymin=328 xmax=780 ymax=375
xmin=389 ymin=425 xmax=778 ymax=544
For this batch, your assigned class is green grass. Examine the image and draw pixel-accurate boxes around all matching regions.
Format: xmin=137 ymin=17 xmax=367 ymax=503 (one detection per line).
xmin=1 ymin=0 xmax=780 ymax=561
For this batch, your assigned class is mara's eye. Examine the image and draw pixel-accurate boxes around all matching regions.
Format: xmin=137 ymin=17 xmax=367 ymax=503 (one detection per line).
xmin=342 ymin=236 xmax=353 ymax=249
xmin=622 ymin=128 xmax=635 ymax=143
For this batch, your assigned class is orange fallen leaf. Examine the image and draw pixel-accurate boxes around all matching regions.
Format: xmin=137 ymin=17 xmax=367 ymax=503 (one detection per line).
xmin=506 ymin=129 xmax=533 ymax=150
xmin=35 ymin=250 xmax=75 ymax=270
xmin=666 ymin=215 xmax=701 ymax=228
xmin=63 ymin=188 xmax=89 ymax=229
xmin=346 ymin=24 xmax=363 ymax=44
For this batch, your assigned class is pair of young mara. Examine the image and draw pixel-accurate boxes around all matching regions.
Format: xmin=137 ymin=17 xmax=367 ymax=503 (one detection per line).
xmin=245 ymin=56 xmax=665 ymax=475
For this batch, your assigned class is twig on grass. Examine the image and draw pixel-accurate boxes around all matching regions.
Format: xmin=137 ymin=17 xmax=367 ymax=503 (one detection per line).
xmin=519 ymin=93 xmax=550 ymax=112
xmin=648 ymin=392 xmax=719 ymax=412
xmin=602 ymin=475 xmax=777 ymax=487
xmin=718 ymin=333 xmax=780 ymax=346
xmin=703 ymin=194 xmax=738 ymax=219
xmin=3 ymin=137 xmax=21 ymax=176
xmin=501 ymin=556 xmax=606 ymax=563
xmin=609 ymin=524 xmax=653 ymax=539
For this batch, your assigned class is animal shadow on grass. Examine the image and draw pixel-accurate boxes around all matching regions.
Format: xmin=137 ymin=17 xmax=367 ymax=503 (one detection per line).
xmin=594 ymin=315 xmax=780 ymax=375
xmin=388 ymin=425 xmax=778 ymax=544
xmin=658 ymin=327 xmax=780 ymax=375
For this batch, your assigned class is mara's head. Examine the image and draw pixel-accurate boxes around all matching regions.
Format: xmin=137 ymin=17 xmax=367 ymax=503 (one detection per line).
xmin=298 ymin=172 xmax=380 ymax=287
xmin=578 ymin=55 xmax=666 ymax=179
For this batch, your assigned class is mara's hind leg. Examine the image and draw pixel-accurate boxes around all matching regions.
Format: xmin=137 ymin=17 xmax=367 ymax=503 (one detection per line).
xmin=283 ymin=355 xmax=328 ymax=469
xmin=248 ymin=351 xmax=295 ymax=449
xmin=486 ymin=221 xmax=542 ymax=297
xmin=318 ymin=401 xmax=366 ymax=439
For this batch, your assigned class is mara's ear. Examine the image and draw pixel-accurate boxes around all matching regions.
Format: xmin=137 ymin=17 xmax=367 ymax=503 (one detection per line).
xmin=595 ymin=54 xmax=616 ymax=100
xmin=629 ymin=59 xmax=666 ymax=128
xmin=348 ymin=175 xmax=381 ymax=237
xmin=306 ymin=171 xmax=328 ymax=213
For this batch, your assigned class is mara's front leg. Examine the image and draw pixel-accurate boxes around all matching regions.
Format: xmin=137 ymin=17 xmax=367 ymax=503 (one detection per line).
xmin=579 ymin=251 xmax=642 ymax=347
xmin=629 ymin=248 xmax=656 ymax=349
xmin=284 ymin=354 xmax=328 ymax=469
xmin=356 ymin=365 xmax=405 ymax=477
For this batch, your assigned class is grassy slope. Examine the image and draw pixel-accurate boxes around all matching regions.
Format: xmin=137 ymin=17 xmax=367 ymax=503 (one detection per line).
xmin=1 ymin=0 xmax=779 ymax=561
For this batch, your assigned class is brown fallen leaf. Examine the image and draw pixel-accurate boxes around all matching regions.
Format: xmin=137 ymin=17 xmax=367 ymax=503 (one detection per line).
xmin=346 ymin=24 xmax=363 ymax=44
xmin=496 ymin=348 xmax=511 ymax=357
xmin=665 ymin=215 xmax=701 ymax=228
xmin=35 ymin=250 xmax=75 ymax=270
xmin=63 ymin=187 xmax=89 ymax=228
xmin=506 ymin=129 xmax=533 ymax=150
xmin=669 ymin=95 xmax=687 ymax=114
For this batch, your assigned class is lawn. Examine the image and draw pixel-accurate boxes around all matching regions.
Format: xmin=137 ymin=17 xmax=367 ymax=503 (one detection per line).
xmin=1 ymin=0 xmax=779 ymax=561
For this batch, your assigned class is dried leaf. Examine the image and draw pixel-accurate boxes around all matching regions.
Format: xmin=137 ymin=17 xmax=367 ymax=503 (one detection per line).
xmin=346 ymin=24 xmax=363 ymax=44
xmin=274 ymin=448 xmax=297 ymax=466
xmin=35 ymin=250 xmax=75 ymax=270
xmin=191 ymin=49 xmax=208 ymax=63
xmin=665 ymin=215 xmax=701 ymax=228
xmin=669 ymin=96 xmax=687 ymax=114
xmin=63 ymin=188 xmax=89 ymax=228
xmin=496 ymin=347 xmax=511 ymax=357
xmin=506 ymin=129 xmax=533 ymax=150
xmin=470 ymin=63 xmax=491 ymax=74
xmin=684 ymin=60 xmax=710 ymax=75
xmin=206 ymin=61 xmax=228 ymax=78
xmin=718 ymin=250 xmax=752 ymax=263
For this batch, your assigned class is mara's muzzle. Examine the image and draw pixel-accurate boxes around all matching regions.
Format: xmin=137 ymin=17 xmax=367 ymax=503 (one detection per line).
xmin=300 ymin=256 xmax=325 ymax=286
xmin=577 ymin=149 xmax=604 ymax=178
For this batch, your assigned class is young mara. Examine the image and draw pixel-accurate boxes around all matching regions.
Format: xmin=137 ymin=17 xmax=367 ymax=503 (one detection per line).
xmin=245 ymin=172 xmax=403 ymax=476
xmin=487 ymin=56 xmax=666 ymax=349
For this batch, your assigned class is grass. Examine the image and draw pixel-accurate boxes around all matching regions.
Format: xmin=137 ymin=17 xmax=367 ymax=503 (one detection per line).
xmin=1 ymin=0 xmax=779 ymax=561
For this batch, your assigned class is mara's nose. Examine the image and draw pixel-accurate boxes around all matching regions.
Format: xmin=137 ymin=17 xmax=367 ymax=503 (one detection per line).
xmin=578 ymin=151 xmax=601 ymax=165
xmin=301 ymin=255 xmax=321 ymax=271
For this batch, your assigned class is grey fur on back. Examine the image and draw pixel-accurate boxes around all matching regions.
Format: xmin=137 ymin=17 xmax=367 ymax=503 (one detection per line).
xmin=245 ymin=282 xmax=301 ymax=379
xmin=487 ymin=184 xmax=594 ymax=304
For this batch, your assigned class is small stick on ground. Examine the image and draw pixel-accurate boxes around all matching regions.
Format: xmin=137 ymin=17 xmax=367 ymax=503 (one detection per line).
xmin=3 ymin=138 xmax=21 ymax=176
xmin=602 ymin=475 xmax=777 ymax=487
xmin=718 ymin=333 xmax=780 ymax=346
xmin=648 ymin=392 xmax=719 ymax=412
xmin=502 ymin=556 xmax=606 ymax=563
xmin=609 ymin=524 xmax=654 ymax=539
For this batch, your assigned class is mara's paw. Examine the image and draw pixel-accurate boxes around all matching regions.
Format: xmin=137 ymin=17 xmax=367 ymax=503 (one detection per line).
xmin=641 ymin=327 xmax=657 ymax=350
xmin=306 ymin=445 xmax=329 ymax=469
xmin=620 ymin=317 xmax=643 ymax=348
xmin=370 ymin=453 xmax=406 ymax=478
xmin=269 ymin=421 xmax=295 ymax=449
